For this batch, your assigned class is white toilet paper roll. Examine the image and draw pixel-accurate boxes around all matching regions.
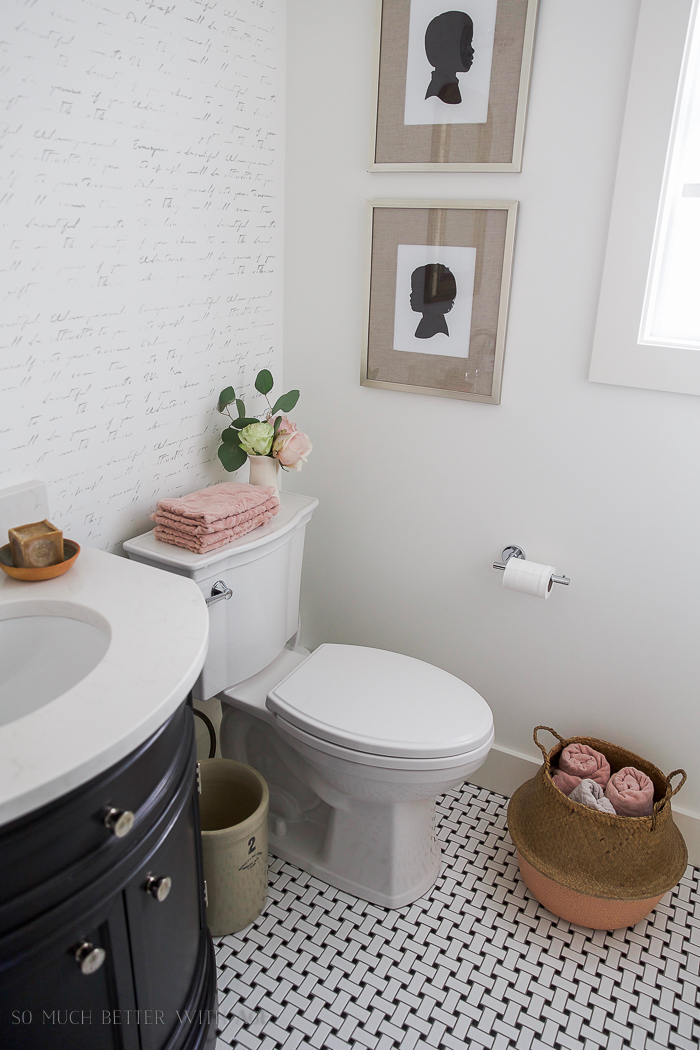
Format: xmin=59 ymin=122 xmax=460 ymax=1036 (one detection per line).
xmin=503 ymin=558 xmax=556 ymax=599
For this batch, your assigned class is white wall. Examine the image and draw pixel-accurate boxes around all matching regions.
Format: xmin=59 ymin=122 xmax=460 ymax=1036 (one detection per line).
xmin=0 ymin=0 xmax=285 ymax=553
xmin=284 ymin=0 xmax=700 ymax=819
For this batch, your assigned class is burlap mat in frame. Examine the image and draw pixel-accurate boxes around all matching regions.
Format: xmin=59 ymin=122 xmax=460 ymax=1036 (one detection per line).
xmin=507 ymin=726 xmax=688 ymax=900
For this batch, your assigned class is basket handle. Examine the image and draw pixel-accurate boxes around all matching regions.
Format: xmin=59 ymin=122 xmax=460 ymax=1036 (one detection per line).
xmin=533 ymin=726 xmax=566 ymax=765
xmin=651 ymin=768 xmax=687 ymax=829
xmin=667 ymin=769 xmax=687 ymax=797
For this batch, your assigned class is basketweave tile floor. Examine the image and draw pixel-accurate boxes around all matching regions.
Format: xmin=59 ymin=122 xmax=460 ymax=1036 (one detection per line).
xmin=212 ymin=782 xmax=700 ymax=1050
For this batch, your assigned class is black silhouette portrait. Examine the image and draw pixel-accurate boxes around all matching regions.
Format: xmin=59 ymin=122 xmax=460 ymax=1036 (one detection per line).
xmin=410 ymin=263 xmax=457 ymax=339
xmin=424 ymin=11 xmax=475 ymax=105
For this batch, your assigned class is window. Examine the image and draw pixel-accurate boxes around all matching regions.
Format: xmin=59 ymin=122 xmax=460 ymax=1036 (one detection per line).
xmin=589 ymin=0 xmax=700 ymax=395
xmin=640 ymin=0 xmax=700 ymax=350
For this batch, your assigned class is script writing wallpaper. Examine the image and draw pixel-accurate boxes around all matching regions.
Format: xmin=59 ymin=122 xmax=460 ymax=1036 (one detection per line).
xmin=0 ymin=0 xmax=284 ymax=552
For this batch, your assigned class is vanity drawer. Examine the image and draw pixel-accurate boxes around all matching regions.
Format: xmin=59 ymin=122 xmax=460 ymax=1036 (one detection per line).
xmin=0 ymin=699 xmax=195 ymax=931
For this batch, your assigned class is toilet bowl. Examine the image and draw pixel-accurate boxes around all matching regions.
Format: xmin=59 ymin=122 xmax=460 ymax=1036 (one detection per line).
xmin=219 ymin=643 xmax=493 ymax=908
xmin=124 ymin=493 xmax=494 ymax=909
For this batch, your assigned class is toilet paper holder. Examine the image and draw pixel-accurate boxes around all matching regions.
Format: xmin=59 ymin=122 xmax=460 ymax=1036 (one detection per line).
xmin=492 ymin=546 xmax=570 ymax=586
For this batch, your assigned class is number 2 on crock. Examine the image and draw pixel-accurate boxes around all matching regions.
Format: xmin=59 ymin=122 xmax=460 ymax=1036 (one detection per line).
xmin=248 ymin=836 xmax=255 ymax=855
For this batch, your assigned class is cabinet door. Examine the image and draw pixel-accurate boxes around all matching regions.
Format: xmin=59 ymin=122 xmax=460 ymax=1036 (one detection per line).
xmin=0 ymin=894 xmax=139 ymax=1050
xmin=123 ymin=790 xmax=205 ymax=1050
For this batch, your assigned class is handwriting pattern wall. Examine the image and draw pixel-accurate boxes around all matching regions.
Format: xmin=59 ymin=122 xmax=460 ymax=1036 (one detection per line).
xmin=0 ymin=0 xmax=283 ymax=551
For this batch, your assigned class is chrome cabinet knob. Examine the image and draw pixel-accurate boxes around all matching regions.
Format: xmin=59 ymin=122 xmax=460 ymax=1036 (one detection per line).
xmin=103 ymin=807 xmax=135 ymax=838
xmin=74 ymin=942 xmax=106 ymax=975
xmin=145 ymin=875 xmax=172 ymax=902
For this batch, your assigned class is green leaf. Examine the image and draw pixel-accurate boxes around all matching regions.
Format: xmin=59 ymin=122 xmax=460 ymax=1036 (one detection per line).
xmin=230 ymin=416 xmax=261 ymax=430
xmin=217 ymin=386 xmax=236 ymax=412
xmin=273 ymin=415 xmax=282 ymax=433
xmin=270 ymin=389 xmax=300 ymax=415
xmin=255 ymin=368 xmax=273 ymax=395
xmin=218 ymin=442 xmax=247 ymax=472
xmin=236 ymin=399 xmax=246 ymax=418
xmin=221 ymin=427 xmax=241 ymax=444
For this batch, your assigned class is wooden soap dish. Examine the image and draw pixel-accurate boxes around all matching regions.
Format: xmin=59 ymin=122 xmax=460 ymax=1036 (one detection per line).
xmin=0 ymin=540 xmax=81 ymax=581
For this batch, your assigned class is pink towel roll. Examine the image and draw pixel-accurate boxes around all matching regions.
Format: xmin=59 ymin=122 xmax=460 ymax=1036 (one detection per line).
xmin=558 ymin=743 xmax=610 ymax=789
xmin=604 ymin=767 xmax=655 ymax=817
xmin=551 ymin=770 xmax=584 ymax=796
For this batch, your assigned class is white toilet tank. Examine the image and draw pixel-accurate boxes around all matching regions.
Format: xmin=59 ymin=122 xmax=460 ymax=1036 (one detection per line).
xmin=123 ymin=493 xmax=318 ymax=700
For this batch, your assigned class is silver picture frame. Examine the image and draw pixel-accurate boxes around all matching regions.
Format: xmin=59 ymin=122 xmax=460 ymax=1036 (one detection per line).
xmin=370 ymin=0 xmax=539 ymax=172
xmin=361 ymin=200 xmax=518 ymax=405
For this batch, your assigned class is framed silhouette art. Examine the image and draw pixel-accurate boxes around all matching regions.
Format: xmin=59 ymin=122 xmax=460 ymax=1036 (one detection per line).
xmin=362 ymin=201 xmax=518 ymax=404
xmin=371 ymin=0 xmax=539 ymax=171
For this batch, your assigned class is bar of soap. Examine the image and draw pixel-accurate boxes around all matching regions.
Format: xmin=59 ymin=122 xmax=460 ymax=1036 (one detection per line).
xmin=8 ymin=520 xmax=64 ymax=568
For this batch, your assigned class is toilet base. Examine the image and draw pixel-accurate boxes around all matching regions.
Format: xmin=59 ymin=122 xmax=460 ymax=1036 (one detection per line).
xmin=268 ymin=797 xmax=442 ymax=909
xmin=219 ymin=704 xmax=445 ymax=907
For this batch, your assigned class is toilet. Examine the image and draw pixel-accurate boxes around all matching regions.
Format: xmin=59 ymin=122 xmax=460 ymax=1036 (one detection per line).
xmin=124 ymin=493 xmax=494 ymax=908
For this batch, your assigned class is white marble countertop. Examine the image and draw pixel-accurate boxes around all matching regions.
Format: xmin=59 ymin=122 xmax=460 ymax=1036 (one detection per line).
xmin=0 ymin=547 xmax=208 ymax=826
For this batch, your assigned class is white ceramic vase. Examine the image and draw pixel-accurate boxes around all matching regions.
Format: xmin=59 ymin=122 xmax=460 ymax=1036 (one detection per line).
xmin=247 ymin=454 xmax=279 ymax=498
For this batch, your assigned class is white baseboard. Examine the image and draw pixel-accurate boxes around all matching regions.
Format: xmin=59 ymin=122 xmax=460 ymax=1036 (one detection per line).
xmin=668 ymin=809 xmax=700 ymax=869
xmin=468 ymin=744 xmax=700 ymax=869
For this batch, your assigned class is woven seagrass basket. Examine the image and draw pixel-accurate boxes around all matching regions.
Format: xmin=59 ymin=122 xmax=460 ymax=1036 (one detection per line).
xmin=507 ymin=726 xmax=687 ymax=930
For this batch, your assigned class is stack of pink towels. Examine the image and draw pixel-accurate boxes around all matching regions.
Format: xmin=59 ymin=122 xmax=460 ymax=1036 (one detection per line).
xmin=552 ymin=742 xmax=655 ymax=817
xmin=152 ymin=481 xmax=279 ymax=554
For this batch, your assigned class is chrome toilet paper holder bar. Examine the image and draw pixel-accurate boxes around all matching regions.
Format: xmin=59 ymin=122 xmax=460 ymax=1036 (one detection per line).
xmin=492 ymin=546 xmax=570 ymax=586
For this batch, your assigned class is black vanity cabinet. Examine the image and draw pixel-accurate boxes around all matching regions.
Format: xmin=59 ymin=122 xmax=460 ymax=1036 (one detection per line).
xmin=0 ymin=701 xmax=217 ymax=1050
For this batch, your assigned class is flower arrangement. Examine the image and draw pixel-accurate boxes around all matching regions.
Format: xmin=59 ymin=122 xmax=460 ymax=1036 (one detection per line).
xmin=216 ymin=369 xmax=312 ymax=474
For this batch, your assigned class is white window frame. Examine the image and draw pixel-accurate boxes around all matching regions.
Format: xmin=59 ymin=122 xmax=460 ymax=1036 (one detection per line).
xmin=589 ymin=0 xmax=699 ymax=396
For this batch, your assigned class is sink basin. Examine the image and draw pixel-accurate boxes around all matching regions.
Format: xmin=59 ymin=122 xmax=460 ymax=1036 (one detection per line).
xmin=0 ymin=602 xmax=111 ymax=728
xmin=0 ymin=545 xmax=208 ymax=826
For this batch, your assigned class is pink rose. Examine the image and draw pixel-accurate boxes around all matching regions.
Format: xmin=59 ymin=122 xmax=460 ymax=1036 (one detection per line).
xmin=267 ymin=414 xmax=298 ymax=436
xmin=274 ymin=429 xmax=312 ymax=470
xmin=267 ymin=414 xmax=312 ymax=470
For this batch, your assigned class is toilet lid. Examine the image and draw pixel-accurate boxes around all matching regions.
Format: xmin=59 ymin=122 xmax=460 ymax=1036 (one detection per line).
xmin=266 ymin=644 xmax=493 ymax=760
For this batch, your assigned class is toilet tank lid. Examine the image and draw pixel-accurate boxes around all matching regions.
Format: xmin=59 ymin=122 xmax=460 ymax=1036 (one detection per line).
xmin=123 ymin=493 xmax=318 ymax=573
xmin=266 ymin=644 xmax=493 ymax=760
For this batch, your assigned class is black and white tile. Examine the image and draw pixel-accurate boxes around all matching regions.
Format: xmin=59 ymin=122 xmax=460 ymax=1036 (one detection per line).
xmin=214 ymin=782 xmax=700 ymax=1050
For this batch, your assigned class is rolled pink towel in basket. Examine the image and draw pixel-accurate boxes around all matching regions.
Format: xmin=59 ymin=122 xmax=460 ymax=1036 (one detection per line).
xmin=568 ymin=778 xmax=617 ymax=815
xmin=551 ymin=770 xmax=584 ymax=796
xmin=605 ymin=767 xmax=655 ymax=817
xmin=558 ymin=743 xmax=611 ymax=788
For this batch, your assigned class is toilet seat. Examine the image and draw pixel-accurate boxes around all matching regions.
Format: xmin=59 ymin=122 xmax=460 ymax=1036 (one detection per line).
xmin=274 ymin=712 xmax=495 ymax=772
xmin=266 ymin=643 xmax=493 ymax=761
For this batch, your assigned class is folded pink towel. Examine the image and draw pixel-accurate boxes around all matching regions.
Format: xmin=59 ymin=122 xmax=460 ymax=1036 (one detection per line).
xmin=153 ymin=495 xmax=278 ymax=537
xmin=558 ymin=743 xmax=610 ymax=788
xmin=154 ymin=509 xmax=276 ymax=553
xmin=604 ymin=767 xmax=655 ymax=817
xmin=154 ymin=481 xmax=279 ymax=525
xmin=151 ymin=481 xmax=280 ymax=553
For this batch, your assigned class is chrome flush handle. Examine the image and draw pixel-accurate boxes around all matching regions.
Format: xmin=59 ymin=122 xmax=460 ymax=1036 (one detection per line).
xmin=206 ymin=581 xmax=232 ymax=606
